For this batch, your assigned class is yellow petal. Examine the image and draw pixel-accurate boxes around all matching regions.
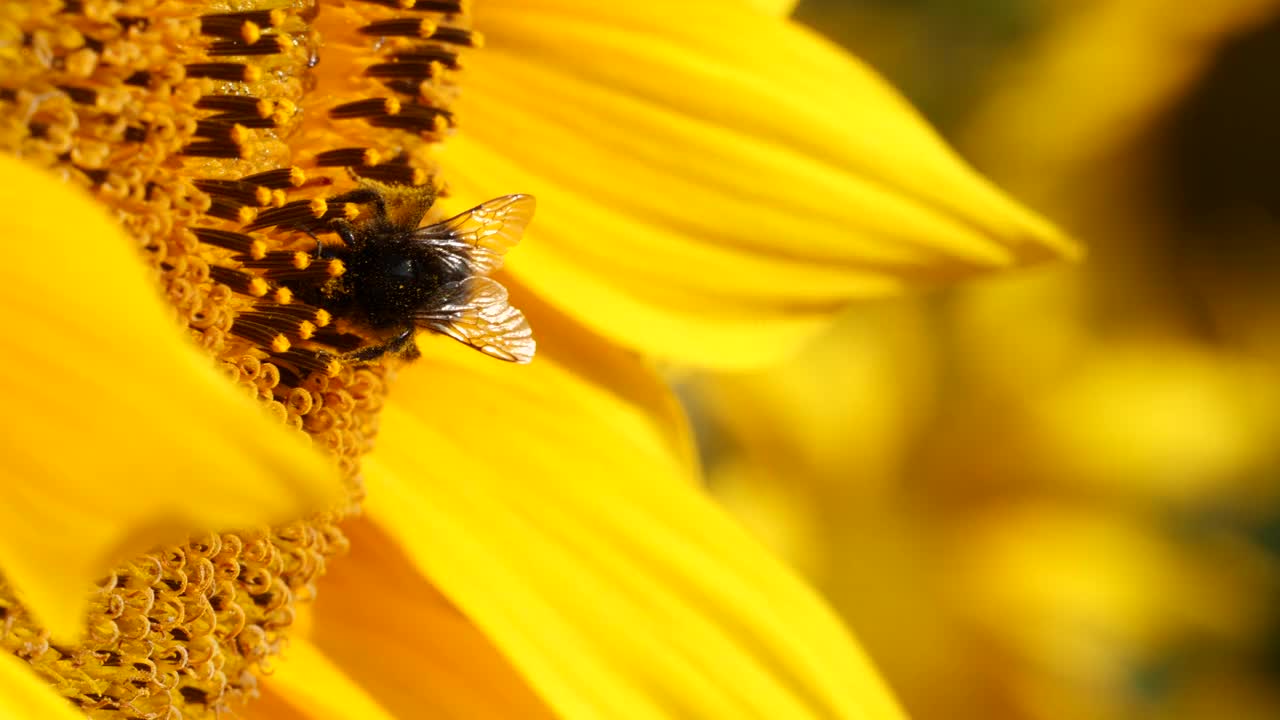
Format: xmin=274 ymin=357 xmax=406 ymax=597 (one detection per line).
xmin=259 ymin=638 xmax=400 ymax=720
xmin=298 ymin=519 xmax=556 ymax=719
xmin=0 ymin=652 xmax=85 ymax=720
xmin=746 ymin=0 xmax=800 ymax=16
xmin=361 ymin=304 xmax=905 ymax=719
xmin=0 ymin=156 xmax=342 ymax=641
xmin=445 ymin=0 xmax=1077 ymax=367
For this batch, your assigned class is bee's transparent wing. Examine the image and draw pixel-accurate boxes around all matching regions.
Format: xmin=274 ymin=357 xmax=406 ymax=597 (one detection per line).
xmin=414 ymin=194 xmax=536 ymax=275
xmin=417 ymin=277 xmax=535 ymax=363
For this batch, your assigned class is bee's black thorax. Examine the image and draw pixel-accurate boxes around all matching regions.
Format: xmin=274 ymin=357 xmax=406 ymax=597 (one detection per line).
xmin=299 ymin=222 xmax=471 ymax=330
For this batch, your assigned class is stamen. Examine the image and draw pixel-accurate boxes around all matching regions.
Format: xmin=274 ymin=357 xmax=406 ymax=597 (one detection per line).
xmin=353 ymin=163 xmax=429 ymax=185
xmin=193 ymin=179 xmax=274 ymax=207
xmin=314 ymin=147 xmax=381 ymax=167
xmin=261 ymin=258 xmax=345 ymax=284
xmin=390 ymin=46 xmax=461 ymax=69
xmin=208 ymin=37 xmax=287 ymax=57
xmin=368 ymin=104 xmax=452 ymax=133
xmin=193 ymin=120 xmax=252 ymax=142
xmin=381 ymin=79 xmax=430 ymax=97
xmin=275 ymin=348 xmax=343 ymax=378
xmin=182 ymin=138 xmax=246 ymax=159
xmin=251 ymin=303 xmax=333 ymax=328
xmin=230 ymin=317 xmax=292 ymax=354
xmin=199 ymin=10 xmax=285 ymax=36
xmin=408 ymin=0 xmax=465 ymax=12
xmin=184 ymin=62 xmax=262 ymax=83
xmin=240 ymin=166 xmax=307 ymax=189
xmin=209 ymin=266 xmax=273 ymax=298
xmin=322 ymin=202 xmax=361 ymax=223
xmin=205 ymin=198 xmax=258 ymax=223
xmin=358 ymin=18 xmax=438 ymax=38
xmin=206 ymin=198 xmax=259 ymax=226
xmin=329 ymin=97 xmax=401 ymax=120
xmin=192 ymin=228 xmax=268 ymax=258
xmin=431 ymin=26 xmax=481 ymax=47
xmin=238 ymin=311 xmax=318 ymax=341
xmin=243 ymin=198 xmax=328 ymax=231
xmin=365 ymin=62 xmax=439 ymax=80
xmin=196 ymin=95 xmax=273 ymax=116
xmin=239 ymin=251 xmax=313 ymax=272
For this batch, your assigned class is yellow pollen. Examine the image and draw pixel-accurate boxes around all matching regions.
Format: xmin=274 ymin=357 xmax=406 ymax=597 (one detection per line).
xmin=270 ymin=334 xmax=291 ymax=353
xmin=241 ymin=21 xmax=262 ymax=45
xmin=248 ymin=277 xmax=271 ymax=297
xmin=274 ymin=286 xmax=294 ymax=304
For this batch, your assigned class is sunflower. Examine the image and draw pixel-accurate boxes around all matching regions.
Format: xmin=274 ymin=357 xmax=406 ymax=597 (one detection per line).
xmin=0 ymin=0 xmax=1074 ymax=717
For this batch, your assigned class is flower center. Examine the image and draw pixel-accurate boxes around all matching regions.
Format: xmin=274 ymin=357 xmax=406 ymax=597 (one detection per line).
xmin=0 ymin=0 xmax=474 ymax=715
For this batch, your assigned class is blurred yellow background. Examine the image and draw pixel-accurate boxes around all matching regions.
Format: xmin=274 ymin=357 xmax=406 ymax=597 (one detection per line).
xmin=689 ymin=1 xmax=1280 ymax=718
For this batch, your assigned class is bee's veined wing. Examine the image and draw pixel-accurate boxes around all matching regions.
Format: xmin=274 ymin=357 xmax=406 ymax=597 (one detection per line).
xmin=417 ymin=276 xmax=535 ymax=364
xmin=414 ymin=194 xmax=536 ymax=275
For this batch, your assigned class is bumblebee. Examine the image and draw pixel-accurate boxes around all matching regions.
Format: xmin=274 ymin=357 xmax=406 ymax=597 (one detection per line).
xmin=295 ymin=181 xmax=536 ymax=364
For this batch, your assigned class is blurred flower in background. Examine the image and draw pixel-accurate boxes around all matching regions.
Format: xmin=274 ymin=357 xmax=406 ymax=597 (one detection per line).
xmin=691 ymin=1 xmax=1280 ymax=718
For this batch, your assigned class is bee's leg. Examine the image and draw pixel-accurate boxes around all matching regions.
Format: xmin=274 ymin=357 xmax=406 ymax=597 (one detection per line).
xmin=389 ymin=325 xmax=421 ymax=361
xmin=294 ymin=225 xmax=327 ymax=259
xmin=327 ymin=218 xmax=358 ymax=252
xmin=343 ymin=325 xmax=417 ymax=363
